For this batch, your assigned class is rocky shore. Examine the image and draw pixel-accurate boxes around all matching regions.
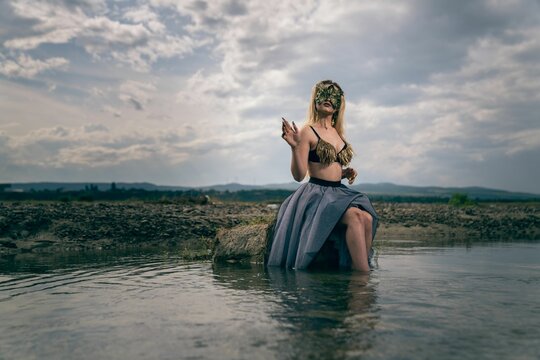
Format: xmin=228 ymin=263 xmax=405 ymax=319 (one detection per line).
xmin=376 ymin=202 xmax=539 ymax=241
xmin=0 ymin=201 xmax=275 ymax=257
xmin=1 ymin=201 xmax=538 ymax=259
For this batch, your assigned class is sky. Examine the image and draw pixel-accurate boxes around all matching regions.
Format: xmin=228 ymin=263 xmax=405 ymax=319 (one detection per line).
xmin=0 ymin=0 xmax=539 ymax=193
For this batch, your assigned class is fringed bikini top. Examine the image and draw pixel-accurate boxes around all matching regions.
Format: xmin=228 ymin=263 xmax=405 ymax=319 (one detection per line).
xmin=308 ymin=126 xmax=353 ymax=167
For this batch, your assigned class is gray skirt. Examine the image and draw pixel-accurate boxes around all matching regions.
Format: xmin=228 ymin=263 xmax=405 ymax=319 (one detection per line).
xmin=267 ymin=177 xmax=379 ymax=270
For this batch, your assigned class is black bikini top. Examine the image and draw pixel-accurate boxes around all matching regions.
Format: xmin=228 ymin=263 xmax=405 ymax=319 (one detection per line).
xmin=308 ymin=126 xmax=353 ymax=167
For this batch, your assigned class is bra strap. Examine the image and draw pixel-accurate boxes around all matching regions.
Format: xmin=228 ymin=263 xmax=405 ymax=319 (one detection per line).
xmin=309 ymin=126 xmax=321 ymax=139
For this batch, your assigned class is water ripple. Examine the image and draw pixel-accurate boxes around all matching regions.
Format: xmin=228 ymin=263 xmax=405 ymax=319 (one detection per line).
xmin=0 ymin=243 xmax=539 ymax=360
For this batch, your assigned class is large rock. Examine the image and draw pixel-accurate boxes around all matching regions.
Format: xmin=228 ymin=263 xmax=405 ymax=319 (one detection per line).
xmin=212 ymin=219 xmax=275 ymax=264
xmin=212 ymin=217 xmax=342 ymax=268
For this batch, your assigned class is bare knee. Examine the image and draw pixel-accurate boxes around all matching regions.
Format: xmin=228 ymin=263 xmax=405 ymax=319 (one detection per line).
xmin=362 ymin=212 xmax=373 ymax=230
xmin=342 ymin=208 xmax=373 ymax=232
xmin=341 ymin=207 xmax=365 ymax=227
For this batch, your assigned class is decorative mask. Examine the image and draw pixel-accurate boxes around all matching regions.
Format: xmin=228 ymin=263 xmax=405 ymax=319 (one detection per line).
xmin=315 ymin=81 xmax=343 ymax=110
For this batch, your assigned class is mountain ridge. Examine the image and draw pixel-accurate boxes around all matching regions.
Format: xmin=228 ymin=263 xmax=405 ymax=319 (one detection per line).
xmin=2 ymin=181 xmax=538 ymax=200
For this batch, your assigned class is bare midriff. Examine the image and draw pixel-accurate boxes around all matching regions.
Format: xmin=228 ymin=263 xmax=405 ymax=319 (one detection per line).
xmin=308 ymin=161 xmax=342 ymax=182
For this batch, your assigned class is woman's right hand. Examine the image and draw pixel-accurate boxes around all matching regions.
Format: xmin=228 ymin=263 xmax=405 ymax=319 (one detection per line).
xmin=342 ymin=167 xmax=358 ymax=185
xmin=281 ymin=117 xmax=301 ymax=148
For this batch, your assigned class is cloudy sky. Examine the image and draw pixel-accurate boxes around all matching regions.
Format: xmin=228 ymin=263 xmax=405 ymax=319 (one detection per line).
xmin=0 ymin=0 xmax=539 ymax=193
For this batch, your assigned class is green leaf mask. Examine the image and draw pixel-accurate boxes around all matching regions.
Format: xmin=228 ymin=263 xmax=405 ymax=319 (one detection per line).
xmin=315 ymin=83 xmax=343 ymax=111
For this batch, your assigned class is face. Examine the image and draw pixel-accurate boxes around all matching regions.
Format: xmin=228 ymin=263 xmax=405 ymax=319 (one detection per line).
xmin=315 ymin=101 xmax=334 ymax=115
xmin=314 ymin=82 xmax=343 ymax=111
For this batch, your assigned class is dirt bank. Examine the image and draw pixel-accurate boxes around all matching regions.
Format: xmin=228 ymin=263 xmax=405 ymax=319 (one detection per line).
xmin=1 ymin=201 xmax=538 ymax=258
xmin=0 ymin=201 xmax=275 ymax=257
xmin=376 ymin=202 xmax=539 ymax=240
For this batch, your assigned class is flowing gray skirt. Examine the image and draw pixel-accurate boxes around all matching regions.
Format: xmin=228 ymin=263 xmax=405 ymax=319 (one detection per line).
xmin=267 ymin=177 xmax=379 ymax=270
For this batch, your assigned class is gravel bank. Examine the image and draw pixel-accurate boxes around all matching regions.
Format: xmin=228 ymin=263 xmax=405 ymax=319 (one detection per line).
xmin=0 ymin=201 xmax=275 ymax=256
xmin=1 ymin=201 xmax=538 ymax=258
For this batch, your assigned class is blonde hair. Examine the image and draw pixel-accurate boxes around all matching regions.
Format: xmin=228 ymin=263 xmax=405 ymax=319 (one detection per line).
xmin=306 ymin=80 xmax=346 ymax=137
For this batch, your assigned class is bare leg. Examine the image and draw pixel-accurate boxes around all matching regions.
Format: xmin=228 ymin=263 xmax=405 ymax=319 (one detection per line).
xmin=340 ymin=208 xmax=370 ymax=272
xmin=363 ymin=212 xmax=373 ymax=255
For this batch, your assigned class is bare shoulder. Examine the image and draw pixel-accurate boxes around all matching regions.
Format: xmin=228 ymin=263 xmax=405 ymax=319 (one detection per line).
xmin=298 ymin=124 xmax=317 ymax=142
xmin=300 ymin=124 xmax=316 ymax=139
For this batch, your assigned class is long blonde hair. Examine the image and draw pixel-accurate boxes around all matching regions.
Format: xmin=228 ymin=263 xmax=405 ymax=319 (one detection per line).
xmin=306 ymin=80 xmax=346 ymax=137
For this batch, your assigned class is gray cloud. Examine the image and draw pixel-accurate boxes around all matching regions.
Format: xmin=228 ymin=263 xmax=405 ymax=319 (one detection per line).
xmin=118 ymin=80 xmax=156 ymax=110
xmin=222 ymin=0 xmax=247 ymax=16
xmin=1 ymin=0 xmax=203 ymax=72
xmin=83 ymin=123 xmax=108 ymax=133
xmin=0 ymin=54 xmax=69 ymax=78
xmin=0 ymin=0 xmax=539 ymax=193
xmin=0 ymin=124 xmax=205 ymax=169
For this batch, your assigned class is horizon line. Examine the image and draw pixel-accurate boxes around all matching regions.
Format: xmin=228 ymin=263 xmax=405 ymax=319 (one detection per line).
xmin=1 ymin=180 xmax=538 ymax=195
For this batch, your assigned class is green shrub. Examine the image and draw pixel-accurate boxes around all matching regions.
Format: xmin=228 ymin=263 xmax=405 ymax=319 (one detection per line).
xmin=448 ymin=193 xmax=476 ymax=206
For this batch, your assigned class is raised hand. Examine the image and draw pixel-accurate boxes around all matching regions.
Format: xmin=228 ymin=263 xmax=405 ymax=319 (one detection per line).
xmin=281 ymin=117 xmax=301 ymax=148
xmin=342 ymin=167 xmax=358 ymax=185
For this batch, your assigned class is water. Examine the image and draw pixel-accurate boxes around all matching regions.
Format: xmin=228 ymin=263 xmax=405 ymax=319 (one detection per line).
xmin=1 ymin=241 xmax=539 ymax=359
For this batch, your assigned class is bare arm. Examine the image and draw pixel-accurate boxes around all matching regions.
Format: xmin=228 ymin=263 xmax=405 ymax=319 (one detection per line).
xmin=282 ymin=118 xmax=310 ymax=182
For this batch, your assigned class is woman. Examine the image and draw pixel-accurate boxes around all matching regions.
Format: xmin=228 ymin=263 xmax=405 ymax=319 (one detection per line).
xmin=267 ymin=80 xmax=379 ymax=272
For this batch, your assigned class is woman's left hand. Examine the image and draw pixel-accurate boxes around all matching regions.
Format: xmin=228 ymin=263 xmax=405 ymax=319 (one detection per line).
xmin=342 ymin=167 xmax=358 ymax=185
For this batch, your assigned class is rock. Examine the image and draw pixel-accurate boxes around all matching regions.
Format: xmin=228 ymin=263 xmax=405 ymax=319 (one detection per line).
xmin=212 ymin=218 xmax=343 ymax=268
xmin=0 ymin=240 xmax=17 ymax=249
xmin=201 ymin=195 xmax=211 ymax=205
xmin=213 ymin=220 xmax=275 ymax=264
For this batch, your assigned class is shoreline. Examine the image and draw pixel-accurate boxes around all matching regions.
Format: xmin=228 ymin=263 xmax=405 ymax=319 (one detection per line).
xmin=1 ymin=201 xmax=538 ymax=258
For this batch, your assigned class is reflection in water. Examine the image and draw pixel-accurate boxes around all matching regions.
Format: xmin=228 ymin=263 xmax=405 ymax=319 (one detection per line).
xmin=212 ymin=264 xmax=379 ymax=359
xmin=1 ymin=241 xmax=538 ymax=360
xmin=0 ymin=247 xmax=169 ymax=274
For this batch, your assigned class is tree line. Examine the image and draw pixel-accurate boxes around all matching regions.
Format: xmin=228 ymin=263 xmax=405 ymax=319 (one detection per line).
xmin=0 ymin=183 xmax=534 ymax=204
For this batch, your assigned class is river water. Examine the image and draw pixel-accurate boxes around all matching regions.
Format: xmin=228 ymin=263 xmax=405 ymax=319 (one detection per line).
xmin=1 ymin=240 xmax=539 ymax=359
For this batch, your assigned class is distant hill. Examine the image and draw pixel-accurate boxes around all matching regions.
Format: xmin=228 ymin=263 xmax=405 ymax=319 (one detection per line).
xmin=197 ymin=183 xmax=262 ymax=192
xmin=195 ymin=181 xmax=538 ymax=200
xmin=4 ymin=182 xmax=191 ymax=192
xmin=2 ymin=181 xmax=538 ymax=201
xmin=349 ymin=183 xmax=538 ymax=201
